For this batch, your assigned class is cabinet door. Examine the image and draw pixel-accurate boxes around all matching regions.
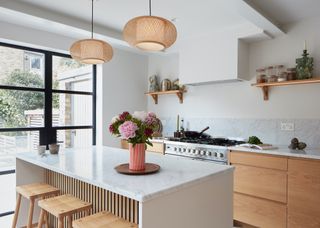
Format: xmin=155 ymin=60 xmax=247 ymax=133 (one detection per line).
xmin=146 ymin=142 xmax=164 ymax=154
xmin=288 ymin=159 xmax=320 ymax=228
xmin=233 ymin=164 xmax=287 ymax=203
xmin=234 ymin=193 xmax=287 ymax=228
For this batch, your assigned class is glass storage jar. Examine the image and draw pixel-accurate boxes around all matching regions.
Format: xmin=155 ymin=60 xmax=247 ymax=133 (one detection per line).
xmin=256 ymin=68 xmax=266 ymax=83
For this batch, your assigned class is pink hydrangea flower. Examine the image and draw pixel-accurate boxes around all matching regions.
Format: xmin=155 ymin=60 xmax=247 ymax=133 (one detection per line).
xmin=119 ymin=121 xmax=138 ymax=139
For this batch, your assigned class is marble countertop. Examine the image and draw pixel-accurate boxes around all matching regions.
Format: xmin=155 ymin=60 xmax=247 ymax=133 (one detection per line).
xmin=16 ymin=146 xmax=233 ymax=202
xmin=229 ymin=145 xmax=320 ymax=160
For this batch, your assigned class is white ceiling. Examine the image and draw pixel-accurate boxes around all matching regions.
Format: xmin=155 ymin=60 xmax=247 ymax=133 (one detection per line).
xmin=0 ymin=0 xmax=318 ymax=52
xmin=9 ymin=0 xmax=252 ymax=37
xmin=248 ymin=0 xmax=320 ymax=24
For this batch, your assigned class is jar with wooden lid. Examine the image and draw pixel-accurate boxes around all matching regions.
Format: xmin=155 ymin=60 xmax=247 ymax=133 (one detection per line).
xmin=256 ymin=68 xmax=266 ymax=83
xmin=287 ymin=68 xmax=296 ymax=81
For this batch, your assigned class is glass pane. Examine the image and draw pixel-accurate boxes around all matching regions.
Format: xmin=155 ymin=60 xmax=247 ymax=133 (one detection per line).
xmin=0 ymin=173 xmax=15 ymax=214
xmin=57 ymin=129 xmax=92 ymax=148
xmin=0 ymin=131 xmax=39 ymax=171
xmin=0 ymin=90 xmax=44 ymax=128
xmin=0 ymin=131 xmax=38 ymax=217
xmin=53 ymin=93 xmax=92 ymax=126
xmin=52 ymin=56 xmax=92 ymax=92
xmin=0 ymin=46 xmax=44 ymax=88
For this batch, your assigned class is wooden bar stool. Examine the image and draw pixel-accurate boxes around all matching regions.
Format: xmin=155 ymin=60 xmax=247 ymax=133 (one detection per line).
xmin=37 ymin=194 xmax=92 ymax=228
xmin=73 ymin=211 xmax=138 ymax=228
xmin=12 ymin=183 xmax=60 ymax=228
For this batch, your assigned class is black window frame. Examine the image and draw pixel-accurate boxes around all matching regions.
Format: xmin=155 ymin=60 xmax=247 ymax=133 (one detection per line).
xmin=0 ymin=42 xmax=96 ymax=216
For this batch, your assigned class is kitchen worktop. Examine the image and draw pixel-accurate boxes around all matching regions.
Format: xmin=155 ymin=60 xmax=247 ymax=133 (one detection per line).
xmin=229 ymin=145 xmax=320 ymax=160
xmin=16 ymin=146 xmax=233 ymax=202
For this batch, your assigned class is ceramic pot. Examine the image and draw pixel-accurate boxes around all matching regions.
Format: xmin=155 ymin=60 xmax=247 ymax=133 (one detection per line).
xmin=129 ymin=143 xmax=146 ymax=171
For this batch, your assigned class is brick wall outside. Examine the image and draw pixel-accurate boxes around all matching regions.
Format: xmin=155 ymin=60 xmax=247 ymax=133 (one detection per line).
xmin=0 ymin=46 xmax=24 ymax=82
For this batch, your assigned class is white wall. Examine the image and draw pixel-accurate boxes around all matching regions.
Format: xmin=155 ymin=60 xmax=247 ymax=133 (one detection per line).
xmin=0 ymin=20 xmax=148 ymax=147
xmin=102 ymin=49 xmax=148 ymax=147
xmin=148 ymin=17 xmax=320 ymax=119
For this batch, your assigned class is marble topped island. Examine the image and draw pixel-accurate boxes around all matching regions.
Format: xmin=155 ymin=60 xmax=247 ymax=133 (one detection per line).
xmin=16 ymin=146 xmax=234 ymax=228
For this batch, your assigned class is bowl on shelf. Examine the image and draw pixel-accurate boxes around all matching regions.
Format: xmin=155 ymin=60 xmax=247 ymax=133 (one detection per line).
xmin=49 ymin=144 xmax=60 ymax=154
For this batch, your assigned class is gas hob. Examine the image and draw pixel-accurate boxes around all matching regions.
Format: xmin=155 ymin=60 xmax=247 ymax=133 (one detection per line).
xmin=164 ymin=137 xmax=245 ymax=164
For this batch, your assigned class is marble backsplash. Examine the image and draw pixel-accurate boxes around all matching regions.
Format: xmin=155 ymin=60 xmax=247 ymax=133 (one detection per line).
xmin=160 ymin=117 xmax=320 ymax=149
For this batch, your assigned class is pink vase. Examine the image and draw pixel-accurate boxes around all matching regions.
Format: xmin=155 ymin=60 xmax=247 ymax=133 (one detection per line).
xmin=129 ymin=143 xmax=146 ymax=171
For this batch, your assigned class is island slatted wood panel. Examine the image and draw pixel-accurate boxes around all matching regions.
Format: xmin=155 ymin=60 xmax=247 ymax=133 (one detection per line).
xmin=45 ymin=169 xmax=139 ymax=227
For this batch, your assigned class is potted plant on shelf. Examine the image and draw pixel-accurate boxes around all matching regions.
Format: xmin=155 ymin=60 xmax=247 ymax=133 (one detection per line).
xmin=109 ymin=111 xmax=159 ymax=171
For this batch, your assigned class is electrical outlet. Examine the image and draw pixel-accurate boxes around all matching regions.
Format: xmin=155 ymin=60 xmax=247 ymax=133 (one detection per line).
xmin=280 ymin=122 xmax=294 ymax=131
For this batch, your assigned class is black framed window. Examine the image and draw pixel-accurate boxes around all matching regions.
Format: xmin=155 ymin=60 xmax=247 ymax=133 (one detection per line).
xmin=0 ymin=42 xmax=96 ymax=219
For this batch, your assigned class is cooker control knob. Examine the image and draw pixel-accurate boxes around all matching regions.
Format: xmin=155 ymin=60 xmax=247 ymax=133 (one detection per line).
xmin=174 ymin=147 xmax=177 ymax=151
xmin=183 ymin=148 xmax=186 ymax=152
xmin=207 ymin=151 xmax=212 ymax=156
xmin=200 ymin=151 xmax=206 ymax=155
xmin=219 ymin=153 xmax=224 ymax=158
xmin=195 ymin=150 xmax=200 ymax=155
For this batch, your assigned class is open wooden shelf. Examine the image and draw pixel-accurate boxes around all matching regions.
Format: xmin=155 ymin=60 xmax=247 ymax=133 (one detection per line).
xmin=252 ymin=77 xmax=320 ymax=101
xmin=145 ymin=90 xmax=186 ymax=104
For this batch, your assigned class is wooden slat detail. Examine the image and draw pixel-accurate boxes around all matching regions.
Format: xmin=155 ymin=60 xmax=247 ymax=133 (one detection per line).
xmin=230 ymin=151 xmax=288 ymax=170
xmin=44 ymin=169 xmax=139 ymax=227
xmin=233 ymin=164 xmax=287 ymax=203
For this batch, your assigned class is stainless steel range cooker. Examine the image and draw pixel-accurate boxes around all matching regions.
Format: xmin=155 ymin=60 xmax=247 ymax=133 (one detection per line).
xmin=164 ymin=137 xmax=244 ymax=164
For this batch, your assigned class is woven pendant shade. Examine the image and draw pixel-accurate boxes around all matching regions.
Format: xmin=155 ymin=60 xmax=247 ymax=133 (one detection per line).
xmin=123 ymin=16 xmax=177 ymax=51
xmin=70 ymin=39 xmax=113 ymax=64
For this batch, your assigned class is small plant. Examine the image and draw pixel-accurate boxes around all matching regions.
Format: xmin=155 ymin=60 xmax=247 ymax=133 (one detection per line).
xmin=248 ymin=136 xmax=263 ymax=145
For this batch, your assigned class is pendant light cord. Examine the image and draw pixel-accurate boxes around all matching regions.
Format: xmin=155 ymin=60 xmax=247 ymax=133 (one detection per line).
xmin=91 ymin=0 xmax=94 ymax=39
xmin=149 ymin=0 xmax=152 ymax=16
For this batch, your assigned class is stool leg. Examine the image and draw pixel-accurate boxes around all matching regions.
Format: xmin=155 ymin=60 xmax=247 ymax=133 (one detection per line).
xmin=37 ymin=209 xmax=45 ymax=228
xmin=58 ymin=216 xmax=64 ymax=228
xmin=44 ymin=211 xmax=49 ymax=228
xmin=67 ymin=215 xmax=72 ymax=228
xmin=41 ymin=196 xmax=49 ymax=228
xmin=11 ymin=193 xmax=22 ymax=228
xmin=27 ymin=198 xmax=35 ymax=228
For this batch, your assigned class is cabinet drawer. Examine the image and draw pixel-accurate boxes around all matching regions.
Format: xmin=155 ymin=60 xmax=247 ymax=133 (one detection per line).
xmin=230 ymin=151 xmax=287 ymax=170
xmin=234 ymin=164 xmax=287 ymax=203
xmin=146 ymin=142 xmax=164 ymax=154
xmin=234 ymin=193 xmax=287 ymax=228
xmin=288 ymin=159 xmax=320 ymax=228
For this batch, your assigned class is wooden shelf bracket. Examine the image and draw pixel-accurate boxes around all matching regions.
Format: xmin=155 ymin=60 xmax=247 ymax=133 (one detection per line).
xmin=151 ymin=94 xmax=158 ymax=104
xmin=145 ymin=90 xmax=186 ymax=105
xmin=262 ymin=86 xmax=269 ymax=101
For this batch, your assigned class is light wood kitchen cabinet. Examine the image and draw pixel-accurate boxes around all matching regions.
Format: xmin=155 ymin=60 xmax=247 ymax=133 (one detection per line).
xmin=234 ymin=193 xmax=287 ymax=228
xmin=233 ymin=164 xmax=287 ymax=203
xmin=120 ymin=139 xmax=164 ymax=154
xmin=288 ymin=158 xmax=320 ymax=228
xmin=231 ymin=150 xmax=320 ymax=228
xmin=230 ymin=151 xmax=288 ymax=228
